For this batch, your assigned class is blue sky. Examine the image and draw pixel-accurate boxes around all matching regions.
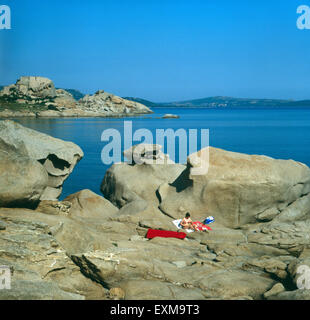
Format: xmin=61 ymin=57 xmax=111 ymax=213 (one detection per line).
xmin=0 ymin=0 xmax=310 ymax=101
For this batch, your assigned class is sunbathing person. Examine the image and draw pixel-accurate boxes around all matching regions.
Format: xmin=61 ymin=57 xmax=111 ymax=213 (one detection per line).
xmin=180 ymin=213 xmax=199 ymax=231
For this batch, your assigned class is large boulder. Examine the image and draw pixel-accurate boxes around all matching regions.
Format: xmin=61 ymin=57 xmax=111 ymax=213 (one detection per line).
xmin=101 ymin=145 xmax=310 ymax=230
xmin=0 ymin=149 xmax=48 ymax=207
xmin=63 ymin=189 xmax=119 ymax=220
xmin=123 ymin=143 xmax=174 ymax=165
xmin=0 ymin=120 xmax=84 ymax=201
xmin=101 ymin=148 xmax=185 ymax=229
xmin=159 ymin=147 xmax=310 ymax=228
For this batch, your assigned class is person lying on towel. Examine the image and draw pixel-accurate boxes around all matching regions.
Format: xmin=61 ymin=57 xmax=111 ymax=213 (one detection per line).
xmin=180 ymin=213 xmax=199 ymax=231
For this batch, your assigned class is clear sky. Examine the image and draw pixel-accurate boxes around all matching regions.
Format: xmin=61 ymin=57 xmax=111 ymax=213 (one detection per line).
xmin=0 ymin=0 xmax=310 ymax=102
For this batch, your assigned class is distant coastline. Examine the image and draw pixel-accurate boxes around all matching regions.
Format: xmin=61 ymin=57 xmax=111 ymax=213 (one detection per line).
xmin=1 ymin=80 xmax=310 ymax=120
xmin=124 ymin=96 xmax=310 ymax=109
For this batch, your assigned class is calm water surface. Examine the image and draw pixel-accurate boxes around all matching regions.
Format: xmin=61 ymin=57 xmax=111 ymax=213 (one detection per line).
xmin=13 ymin=107 xmax=310 ymax=199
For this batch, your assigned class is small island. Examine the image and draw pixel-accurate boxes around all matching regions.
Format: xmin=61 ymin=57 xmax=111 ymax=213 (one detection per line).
xmin=0 ymin=76 xmax=153 ymax=118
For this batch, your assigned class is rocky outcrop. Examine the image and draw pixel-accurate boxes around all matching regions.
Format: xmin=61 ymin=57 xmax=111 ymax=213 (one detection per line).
xmin=97 ymin=144 xmax=310 ymax=300
xmin=123 ymin=143 xmax=174 ymax=165
xmin=53 ymin=89 xmax=77 ymax=109
xmin=159 ymin=147 xmax=310 ymax=228
xmin=63 ymin=189 xmax=118 ymax=220
xmin=101 ymin=145 xmax=185 ymax=229
xmin=77 ymin=90 xmax=152 ymax=115
xmin=0 ymin=120 xmax=83 ymax=202
xmin=0 ymin=77 xmax=152 ymax=117
xmin=0 ymin=76 xmax=77 ymax=112
xmin=1 ymin=141 xmax=310 ymax=300
xmin=0 ymin=76 xmax=57 ymax=100
xmin=102 ymin=145 xmax=310 ymax=230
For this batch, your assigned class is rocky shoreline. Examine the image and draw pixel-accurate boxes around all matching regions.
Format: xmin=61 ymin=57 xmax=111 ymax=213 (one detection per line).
xmin=0 ymin=77 xmax=153 ymax=118
xmin=0 ymin=120 xmax=310 ymax=300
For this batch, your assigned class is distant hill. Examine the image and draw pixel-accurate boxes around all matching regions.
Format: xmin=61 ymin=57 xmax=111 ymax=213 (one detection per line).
xmin=166 ymin=96 xmax=296 ymax=108
xmin=125 ymin=96 xmax=310 ymax=108
xmin=288 ymin=99 xmax=310 ymax=106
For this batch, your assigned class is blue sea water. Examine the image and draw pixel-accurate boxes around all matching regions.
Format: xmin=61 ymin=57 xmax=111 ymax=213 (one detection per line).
xmin=13 ymin=107 xmax=310 ymax=199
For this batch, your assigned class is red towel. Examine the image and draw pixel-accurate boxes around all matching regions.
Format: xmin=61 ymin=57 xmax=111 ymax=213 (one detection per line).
xmin=146 ymin=229 xmax=186 ymax=239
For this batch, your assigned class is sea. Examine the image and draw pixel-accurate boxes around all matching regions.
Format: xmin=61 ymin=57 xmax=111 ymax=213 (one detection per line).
xmin=12 ymin=106 xmax=310 ymax=199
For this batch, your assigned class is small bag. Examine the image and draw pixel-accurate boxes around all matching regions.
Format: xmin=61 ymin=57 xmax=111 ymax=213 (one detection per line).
xmin=204 ymin=216 xmax=215 ymax=225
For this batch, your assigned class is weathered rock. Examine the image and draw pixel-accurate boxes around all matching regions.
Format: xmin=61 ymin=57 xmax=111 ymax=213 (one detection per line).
xmin=242 ymin=257 xmax=289 ymax=280
xmin=0 ymin=120 xmax=84 ymax=201
xmin=36 ymin=200 xmax=71 ymax=215
xmin=108 ymin=287 xmax=125 ymax=300
xmin=159 ymin=147 xmax=310 ymax=228
xmin=40 ymin=186 xmax=63 ymax=201
xmin=0 ymin=208 xmax=107 ymax=299
xmin=101 ymin=157 xmax=186 ymax=230
xmin=120 ymin=280 xmax=205 ymax=300
xmin=70 ymin=237 xmax=222 ymax=297
xmin=0 ymin=149 xmax=48 ymax=207
xmin=123 ymin=144 xmax=174 ymax=165
xmin=0 ymin=220 xmax=6 ymax=230
xmin=0 ymin=280 xmax=85 ymax=300
xmin=263 ymin=283 xmax=285 ymax=299
xmin=96 ymin=145 xmax=310 ymax=300
xmin=2 ymin=141 xmax=310 ymax=300
xmin=197 ymin=269 xmax=275 ymax=299
xmin=64 ymin=189 xmax=118 ymax=220
xmin=246 ymin=220 xmax=310 ymax=255
xmin=266 ymin=289 xmax=310 ymax=300
xmin=256 ymin=207 xmax=280 ymax=222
